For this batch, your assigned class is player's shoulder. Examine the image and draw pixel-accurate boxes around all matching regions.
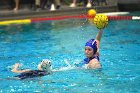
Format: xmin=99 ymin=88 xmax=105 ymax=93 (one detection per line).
xmin=90 ymin=58 xmax=100 ymax=64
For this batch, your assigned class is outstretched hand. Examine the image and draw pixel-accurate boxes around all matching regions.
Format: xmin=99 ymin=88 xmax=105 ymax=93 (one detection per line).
xmin=11 ymin=63 xmax=30 ymax=73
xmin=13 ymin=63 xmax=22 ymax=69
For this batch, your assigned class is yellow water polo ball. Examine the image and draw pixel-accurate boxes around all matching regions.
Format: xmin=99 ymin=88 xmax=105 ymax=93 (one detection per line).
xmin=93 ymin=14 xmax=108 ymax=29
xmin=87 ymin=9 xmax=96 ymax=17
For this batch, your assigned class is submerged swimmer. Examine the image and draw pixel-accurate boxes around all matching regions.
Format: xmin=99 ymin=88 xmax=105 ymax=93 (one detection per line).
xmin=11 ymin=59 xmax=52 ymax=80
xmin=76 ymin=30 xmax=103 ymax=69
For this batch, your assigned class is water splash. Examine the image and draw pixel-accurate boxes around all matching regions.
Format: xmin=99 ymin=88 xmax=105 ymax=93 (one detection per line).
xmin=52 ymin=59 xmax=75 ymax=72
xmin=52 ymin=59 xmax=87 ymax=72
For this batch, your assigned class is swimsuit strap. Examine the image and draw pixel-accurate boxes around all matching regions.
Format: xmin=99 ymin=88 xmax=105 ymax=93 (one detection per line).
xmin=84 ymin=55 xmax=99 ymax=64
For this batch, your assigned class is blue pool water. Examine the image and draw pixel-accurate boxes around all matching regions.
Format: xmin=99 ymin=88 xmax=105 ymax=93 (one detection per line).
xmin=0 ymin=13 xmax=140 ymax=93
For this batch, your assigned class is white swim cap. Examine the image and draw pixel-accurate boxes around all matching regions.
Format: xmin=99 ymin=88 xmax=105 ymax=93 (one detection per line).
xmin=38 ymin=59 xmax=51 ymax=71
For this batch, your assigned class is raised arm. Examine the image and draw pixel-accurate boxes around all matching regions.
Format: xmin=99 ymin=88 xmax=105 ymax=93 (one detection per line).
xmin=11 ymin=63 xmax=30 ymax=73
xmin=95 ymin=29 xmax=103 ymax=53
xmin=95 ymin=29 xmax=103 ymax=42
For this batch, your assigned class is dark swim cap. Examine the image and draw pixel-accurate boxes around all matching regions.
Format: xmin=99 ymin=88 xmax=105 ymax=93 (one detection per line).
xmin=85 ymin=39 xmax=97 ymax=54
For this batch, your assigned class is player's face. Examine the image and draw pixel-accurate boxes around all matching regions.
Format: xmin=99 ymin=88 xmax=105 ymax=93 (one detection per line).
xmin=84 ymin=46 xmax=94 ymax=58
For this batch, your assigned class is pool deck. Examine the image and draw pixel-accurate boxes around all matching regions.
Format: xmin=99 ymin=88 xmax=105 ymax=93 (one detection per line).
xmin=0 ymin=5 xmax=118 ymax=21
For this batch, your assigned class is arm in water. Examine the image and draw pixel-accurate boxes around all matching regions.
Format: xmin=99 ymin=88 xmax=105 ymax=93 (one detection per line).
xmin=11 ymin=63 xmax=31 ymax=73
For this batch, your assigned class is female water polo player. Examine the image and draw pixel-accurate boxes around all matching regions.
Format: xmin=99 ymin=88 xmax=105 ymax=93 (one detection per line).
xmin=84 ymin=29 xmax=103 ymax=69
xmin=11 ymin=59 xmax=52 ymax=80
xmin=76 ymin=29 xmax=103 ymax=69
xmin=84 ymin=30 xmax=102 ymax=69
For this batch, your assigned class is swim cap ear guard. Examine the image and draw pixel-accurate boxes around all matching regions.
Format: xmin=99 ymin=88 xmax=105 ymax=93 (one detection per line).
xmin=85 ymin=39 xmax=97 ymax=54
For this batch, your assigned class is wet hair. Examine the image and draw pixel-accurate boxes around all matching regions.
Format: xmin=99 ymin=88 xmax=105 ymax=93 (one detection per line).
xmin=85 ymin=39 xmax=97 ymax=54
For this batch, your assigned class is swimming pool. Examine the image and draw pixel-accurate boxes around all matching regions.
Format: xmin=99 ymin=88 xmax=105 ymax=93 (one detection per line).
xmin=0 ymin=12 xmax=140 ymax=93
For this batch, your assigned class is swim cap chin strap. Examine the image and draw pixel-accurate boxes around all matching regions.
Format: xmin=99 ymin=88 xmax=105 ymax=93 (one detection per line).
xmin=85 ymin=39 xmax=97 ymax=54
